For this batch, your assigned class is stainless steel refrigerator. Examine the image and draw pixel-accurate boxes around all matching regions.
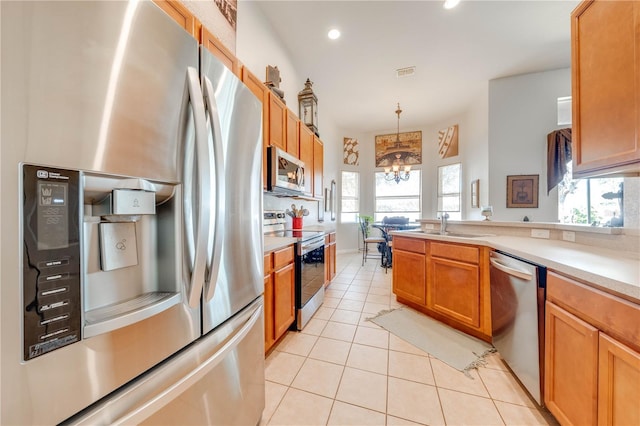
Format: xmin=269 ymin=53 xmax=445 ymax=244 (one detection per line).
xmin=0 ymin=1 xmax=265 ymax=424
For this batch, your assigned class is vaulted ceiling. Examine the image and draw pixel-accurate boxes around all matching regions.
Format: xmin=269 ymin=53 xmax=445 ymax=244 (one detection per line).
xmin=254 ymin=0 xmax=579 ymax=133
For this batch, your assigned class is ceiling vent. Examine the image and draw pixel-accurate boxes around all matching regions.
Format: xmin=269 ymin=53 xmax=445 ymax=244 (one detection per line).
xmin=396 ymin=66 xmax=416 ymax=78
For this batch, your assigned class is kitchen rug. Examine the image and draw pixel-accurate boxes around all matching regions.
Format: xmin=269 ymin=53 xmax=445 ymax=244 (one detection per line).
xmin=368 ymin=307 xmax=495 ymax=377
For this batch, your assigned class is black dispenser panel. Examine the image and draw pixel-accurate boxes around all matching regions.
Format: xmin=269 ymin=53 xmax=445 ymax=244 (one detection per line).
xmin=22 ymin=165 xmax=81 ymax=360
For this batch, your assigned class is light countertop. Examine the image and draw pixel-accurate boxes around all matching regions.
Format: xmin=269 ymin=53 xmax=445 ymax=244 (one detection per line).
xmin=392 ymin=230 xmax=640 ymax=303
xmin=263 ymin=224 xmax=337 ymax=253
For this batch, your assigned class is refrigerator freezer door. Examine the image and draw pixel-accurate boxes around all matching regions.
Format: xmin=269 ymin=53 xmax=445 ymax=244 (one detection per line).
xmin=200 ymin=48 xmax=264 ymax=334
xmin=63 ymin=298 xmax=265 ymax=426
xmin=1 ymin=2 xmax=201 ymax=424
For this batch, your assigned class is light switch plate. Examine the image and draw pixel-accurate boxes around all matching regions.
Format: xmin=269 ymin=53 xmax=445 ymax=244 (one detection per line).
xmin=562 ymin=231 xmax=576 ymax=242
xmin=531 ymin=229 xmax=550 ymax=239
xmin=99 ymin=222 xmax=138 ymax=271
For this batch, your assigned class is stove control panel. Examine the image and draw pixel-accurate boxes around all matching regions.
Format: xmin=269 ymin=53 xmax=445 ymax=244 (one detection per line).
xmin=22 ymin=165 xmax=81 ymax=360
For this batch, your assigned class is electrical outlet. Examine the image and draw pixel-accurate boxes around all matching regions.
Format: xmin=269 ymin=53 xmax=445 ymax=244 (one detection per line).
xmin=531 ymin=229 xmax=550 ymax=239
xmin=562 ymin=231 xmax=576 ymax=242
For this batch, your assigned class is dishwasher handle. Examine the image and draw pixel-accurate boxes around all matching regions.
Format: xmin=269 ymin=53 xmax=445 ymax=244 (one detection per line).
xmin=490 ymin=257 xmax=533 ymax=281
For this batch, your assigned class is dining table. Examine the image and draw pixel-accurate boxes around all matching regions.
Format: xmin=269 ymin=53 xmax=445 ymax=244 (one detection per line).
xmin=370 ymin=222 xmax=421 ymax=269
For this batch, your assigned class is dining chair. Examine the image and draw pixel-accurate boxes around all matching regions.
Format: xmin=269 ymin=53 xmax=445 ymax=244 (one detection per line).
xmin=359 ymin=219 xmax=385 ymax=266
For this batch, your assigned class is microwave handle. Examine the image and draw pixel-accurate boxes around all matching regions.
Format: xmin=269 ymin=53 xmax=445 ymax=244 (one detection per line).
xmin=202 ymin=75 xmax=225 ymax=302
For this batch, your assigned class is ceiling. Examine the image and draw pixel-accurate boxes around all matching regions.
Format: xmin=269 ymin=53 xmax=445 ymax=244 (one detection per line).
xmin=254 ymin=0 xmax=579 ymax=134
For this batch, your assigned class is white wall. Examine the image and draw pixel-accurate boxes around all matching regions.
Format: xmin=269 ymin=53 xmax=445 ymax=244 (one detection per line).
xmin=335 ymin=88 xmax=489 ymax=251
xmin=488 ymin=68 xmax=571 ymax=222
xmin=236 ymin=2 xmax=341 ymax=230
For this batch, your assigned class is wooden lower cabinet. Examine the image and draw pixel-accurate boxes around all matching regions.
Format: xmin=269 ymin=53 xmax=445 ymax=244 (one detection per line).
xmin=391 ymin=236 xmax=490 ymax=341
xmin=598 ymin=333 xmax=640 ymax=426
xmin=392 ymin=238 xmax=427 ymax=306
xmin=264 ymin=245 xmax=295 ymax=353
xmin=324 ymin=232 xmax=336 ymax=286
xmin=544 ymin=271 xmax=640 ymax=425
xmin=427 ymin=257 xmax=481 ymax=329
xmin=544 ymin=301 xmax=599 ymax=426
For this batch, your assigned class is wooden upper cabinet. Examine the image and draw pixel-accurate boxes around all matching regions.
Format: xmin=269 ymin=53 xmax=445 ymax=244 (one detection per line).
xmin=313 ymin=136 xmax=323 ymax=198
xmin=268 ymin=93 xmax=286 ymax=152
xmin=299 ymin=124 xmax=314 ymax=196
xmin=152 ymin=0 xmax=198 ymax=38
xmin=571 ymin=0 xmax=640 ymax=177
xmin=201 ymin=26 xmax=239 ymax=76
xmin=286 ymin=109 xmax=299 ymax=158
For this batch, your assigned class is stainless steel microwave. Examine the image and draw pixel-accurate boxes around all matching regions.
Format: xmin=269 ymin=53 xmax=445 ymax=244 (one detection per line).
xmin=267 ymin=146 xmax=306 ymax=196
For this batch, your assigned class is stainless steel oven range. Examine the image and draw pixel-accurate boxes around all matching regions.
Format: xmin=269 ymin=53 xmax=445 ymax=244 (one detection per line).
xmin=263 ymin=211 xmax=325 ymax=330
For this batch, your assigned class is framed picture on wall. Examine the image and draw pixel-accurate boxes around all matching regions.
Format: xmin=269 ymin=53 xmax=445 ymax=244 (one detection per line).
xmin=506 ymin=175 xmax=539 ymax=208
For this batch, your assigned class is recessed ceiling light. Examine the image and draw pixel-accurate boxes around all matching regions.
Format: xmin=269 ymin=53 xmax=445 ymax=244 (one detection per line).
xmin=443 ymin=0 xmax=461 ymax=9
xmin=328 ymin=29 xmax=341 ymax=40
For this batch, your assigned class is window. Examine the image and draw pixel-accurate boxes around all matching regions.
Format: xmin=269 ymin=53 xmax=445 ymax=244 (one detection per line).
xmin=558 ymin=162 xmax=623 ymax=226
xmin=437 ymin=163 xmax=461 ymax=220
xmin=374 ymin=170 xmax=421 ymax=222
xmin=340 ymin=171 xmax=359 ymax=223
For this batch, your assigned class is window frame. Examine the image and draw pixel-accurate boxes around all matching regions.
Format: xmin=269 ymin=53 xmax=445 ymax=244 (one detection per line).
xmin=437 ymin=162 xmax=462 ymax=218
xmin=373 ymin=169 xmax=422 ymax=222
xmin=340 ymin=170 xmax=360 ymax=223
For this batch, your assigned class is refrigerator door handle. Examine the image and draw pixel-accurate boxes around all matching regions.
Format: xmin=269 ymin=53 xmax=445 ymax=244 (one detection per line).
xmin=202 ymin=75 xmax=225 ymax=302
xmin=109 ymin=304 xmax=263 ymax=426
xmin=185 ymin=66 xmax=213 ymax=308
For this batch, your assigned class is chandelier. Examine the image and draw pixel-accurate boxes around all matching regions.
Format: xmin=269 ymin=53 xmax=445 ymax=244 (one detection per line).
xmin=384 ymin=103 xmax=411 ymax=184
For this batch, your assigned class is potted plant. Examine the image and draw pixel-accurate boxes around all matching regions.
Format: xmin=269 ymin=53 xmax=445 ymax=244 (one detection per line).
xmin=358 ymin=214 xmax=375 ymax=237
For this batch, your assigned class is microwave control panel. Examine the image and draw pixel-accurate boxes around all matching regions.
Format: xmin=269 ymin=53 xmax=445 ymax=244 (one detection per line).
xmin=22 ymin=165 xmax=81 ymax=360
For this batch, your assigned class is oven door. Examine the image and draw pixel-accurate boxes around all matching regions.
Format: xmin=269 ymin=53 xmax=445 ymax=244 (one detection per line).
xmin=296 ymin=238 xmax=325 ymax=329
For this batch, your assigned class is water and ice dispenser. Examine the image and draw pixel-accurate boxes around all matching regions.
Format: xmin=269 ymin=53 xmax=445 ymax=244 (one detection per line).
xmin=22 ymin=165 xmax=183 ymax=360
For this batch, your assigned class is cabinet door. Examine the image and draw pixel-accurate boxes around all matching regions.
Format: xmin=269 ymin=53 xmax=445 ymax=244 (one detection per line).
xmin=392 ymin=250 xmax=427 ymax=306
xmin=201 ymin=26 xmax=238 ymax=76
xmin=152 ymin=0 xmax=198 ymax=38
xmin=313 ymin=136 xmax=324 ymax=198
xmin=286 ymin=109 xmax=299 ymax=158
xmin=273 ymin=263 xmax=295 ymax=340
xmin=598 ymin=333 xmax=640 ymax=426
xmin=571 ymin=0 xmax=639 ymax=176
xmin=264 ymin=274 xmax=275 ymax=352
xmin=299 ymin=124 xmax=314 ymax=195
xmin=329 ymin=242 xmax=336 ymax=280
xmin=545 ymin=301 xmax=599 ymax=426
xmin=268 ymin=93 xmax=286 ymax=152
xmin=427 ymin=257 xmax=480 ymax=329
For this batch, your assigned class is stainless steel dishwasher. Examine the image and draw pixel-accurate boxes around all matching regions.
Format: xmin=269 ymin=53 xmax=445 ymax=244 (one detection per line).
xmin=490 ymin=250 xmax=547 ymax=406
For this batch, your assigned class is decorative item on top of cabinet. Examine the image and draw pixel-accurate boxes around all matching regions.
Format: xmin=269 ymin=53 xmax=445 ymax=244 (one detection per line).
xmin=200 ymin=26 xmax=239 ymax=76
xmin=571 ymin=0 xmax=640 ymax=177
xmin=264 ymin=65 xmax=285 ymax=102
xmin=298 ymin=78 xmax=319 ymax=136
xmin=152 ymin=0 xmax=198 ymax=38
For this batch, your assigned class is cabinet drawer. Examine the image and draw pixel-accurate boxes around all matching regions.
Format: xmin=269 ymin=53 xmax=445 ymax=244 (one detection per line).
xmin=264 ymin=253 xmax=273 ymax=276
xmin=547 ymin=271 xmax=640 ymax=350
xmin=273 ymin=245 xmax=294 ymax=270
xmin=430 ymin=242 xmax=479 ymax=264
xmin=394 ymin=237 xmax=426 ymax=254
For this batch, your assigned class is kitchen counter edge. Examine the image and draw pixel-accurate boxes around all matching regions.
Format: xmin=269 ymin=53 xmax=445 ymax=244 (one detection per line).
xmin=391 ymin=230 xmax=640 ymax=303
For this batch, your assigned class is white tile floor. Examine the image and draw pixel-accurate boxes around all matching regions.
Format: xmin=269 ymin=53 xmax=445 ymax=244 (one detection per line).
xmin=262 ymin=251 xmax=557 ymax=426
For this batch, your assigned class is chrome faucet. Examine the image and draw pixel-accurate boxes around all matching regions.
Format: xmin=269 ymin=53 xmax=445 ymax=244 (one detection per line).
xmin=439 ymin=212 xmax=449 ymax=235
